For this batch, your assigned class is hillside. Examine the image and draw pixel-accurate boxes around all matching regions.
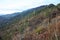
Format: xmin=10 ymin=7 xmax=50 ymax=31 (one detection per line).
xmin=0 ymin=5 xmax=46 ymax=28
xmin=0 ymin=3 xmax=60 ymax=40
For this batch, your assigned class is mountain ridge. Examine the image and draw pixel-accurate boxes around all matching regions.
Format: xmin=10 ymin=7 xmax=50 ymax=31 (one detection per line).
xmin=0 ymin=3 xmax=60 ymax=40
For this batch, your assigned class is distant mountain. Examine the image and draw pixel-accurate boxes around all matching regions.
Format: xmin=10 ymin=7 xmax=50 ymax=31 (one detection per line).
xmin=0 ymin=5 xmax=46 ymax=28
xmin=0 ymin=5 xmax=46 ymax=19
xmin=0 ymin=3 xmax=60 ymax=40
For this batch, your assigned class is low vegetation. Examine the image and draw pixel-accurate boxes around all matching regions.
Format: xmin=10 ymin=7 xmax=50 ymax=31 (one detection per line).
xmin=0 ymin=3 xmax=60 ymax=40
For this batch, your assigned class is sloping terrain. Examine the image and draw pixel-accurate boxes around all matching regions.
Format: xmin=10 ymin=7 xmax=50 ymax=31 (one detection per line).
xmin=0 ymin=3 xmax=60 ymax=40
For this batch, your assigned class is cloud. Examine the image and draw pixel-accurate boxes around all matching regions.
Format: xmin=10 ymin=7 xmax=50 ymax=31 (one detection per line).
xmin=0 ymin=0 xmax=60 ymax=14
xmin=0 ymin=0 xmax=44 ymax=9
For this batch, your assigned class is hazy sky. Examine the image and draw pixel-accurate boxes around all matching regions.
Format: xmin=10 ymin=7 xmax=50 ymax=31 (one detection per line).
xmin=0 ymin=0 xmax=60 ymax=15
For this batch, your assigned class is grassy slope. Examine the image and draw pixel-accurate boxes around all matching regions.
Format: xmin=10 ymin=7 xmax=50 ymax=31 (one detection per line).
xmin=0 ymin=3 xmax=60 ymax=40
